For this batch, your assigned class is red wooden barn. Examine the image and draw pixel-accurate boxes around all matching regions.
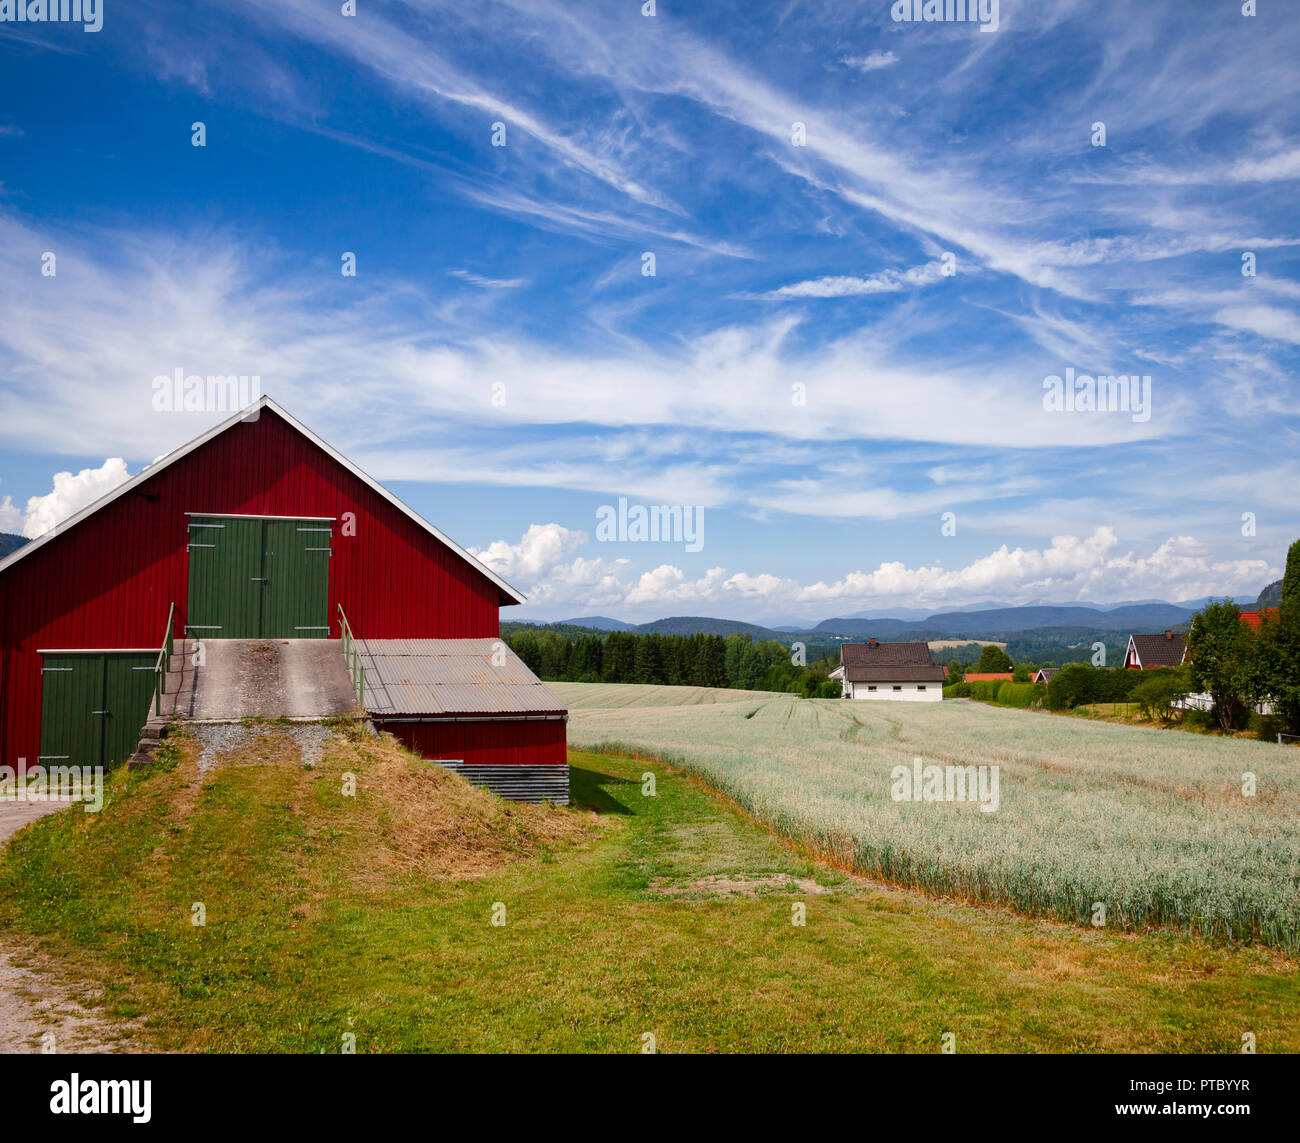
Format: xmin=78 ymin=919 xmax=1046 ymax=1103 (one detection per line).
xmin=0 ymin=397 xmax=569 ymax=802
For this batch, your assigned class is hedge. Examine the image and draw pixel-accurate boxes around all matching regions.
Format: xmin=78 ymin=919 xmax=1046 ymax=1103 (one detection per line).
xmin=967 ymin=680 xmax=1004 ymax=702
xmin=1044 ymin=664 xmax=1184 ymax=710
xmin=997 ymin=682 xmax=1043 ymax=708
xmin=943 ymin=680 xmax=1047 ymax=708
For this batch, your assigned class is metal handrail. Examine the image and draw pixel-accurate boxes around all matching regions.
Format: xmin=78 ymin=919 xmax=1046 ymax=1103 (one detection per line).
xmin=337 ymin=604 xmax=365 ymax=707
xmin=153 ymin=601 xmax=175 ymax=716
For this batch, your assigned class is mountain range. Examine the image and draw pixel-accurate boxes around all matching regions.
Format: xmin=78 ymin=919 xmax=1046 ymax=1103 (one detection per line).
xmin=553 ymin=593 xmax=1269 ymax=642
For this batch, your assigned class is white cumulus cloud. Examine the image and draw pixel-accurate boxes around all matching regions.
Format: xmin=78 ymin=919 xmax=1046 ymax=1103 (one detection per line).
xmin=489 ymin=524 xmax=1276 ymax=621
xmin=17 ymin=458 xmax=131 ymax=539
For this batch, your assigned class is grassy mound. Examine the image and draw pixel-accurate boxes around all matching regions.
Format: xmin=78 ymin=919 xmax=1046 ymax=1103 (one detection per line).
xmin=0 ymin=723 xmax=601 ymax=1050
xmin=16 ymin=721 xmax=593 ymax=882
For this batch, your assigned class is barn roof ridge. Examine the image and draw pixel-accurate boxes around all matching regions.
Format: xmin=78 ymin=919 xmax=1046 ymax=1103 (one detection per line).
xmin=0 ymin=395 xmax=527 ymax=606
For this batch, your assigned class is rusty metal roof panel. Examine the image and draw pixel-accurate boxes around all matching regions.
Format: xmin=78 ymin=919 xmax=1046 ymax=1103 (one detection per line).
xmin=356 ymin=638 xmax=567 ymax=716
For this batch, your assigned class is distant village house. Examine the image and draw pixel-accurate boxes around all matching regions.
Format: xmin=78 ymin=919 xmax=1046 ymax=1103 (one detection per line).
xmin=1123 ymin=630 xmax=1187 ymax=670
xmin=835 ymin=638 xmax=946 ymax=702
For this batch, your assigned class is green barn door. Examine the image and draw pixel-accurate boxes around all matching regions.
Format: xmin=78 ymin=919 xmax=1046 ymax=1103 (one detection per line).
xmin=39 ymin=652 xmax=157 ymax=769
xmin=186 ymin=516 xmax=264 ymax=638
xmin=186 ymin=515 xmax=331 ymax=639
xmin=103 ymin=653 xmax=159 ymax=766
xmin=39 ymin=654 xmax=104 ymax=767
xmin=261 ymin=520 xmax=332 ymax=638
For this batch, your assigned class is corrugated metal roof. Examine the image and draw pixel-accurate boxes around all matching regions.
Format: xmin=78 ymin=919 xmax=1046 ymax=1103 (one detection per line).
xmin=357 ymin=638 xmax=567 ymax=716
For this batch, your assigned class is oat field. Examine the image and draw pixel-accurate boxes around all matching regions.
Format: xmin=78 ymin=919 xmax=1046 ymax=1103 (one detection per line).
xmin=563 ymin=684 xmax=1300 ymax=948
xmin=547 ymin=682 xmax=781 ymax=708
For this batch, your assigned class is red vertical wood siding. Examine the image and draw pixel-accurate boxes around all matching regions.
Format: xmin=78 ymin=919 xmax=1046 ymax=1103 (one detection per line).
xmin=1 ymin=410 xmax=512 ymax=772
xmin=381 ymin=720 xmax=567 ymax=766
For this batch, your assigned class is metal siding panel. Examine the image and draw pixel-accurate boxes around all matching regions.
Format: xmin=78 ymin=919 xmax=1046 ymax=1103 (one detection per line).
xmin=436 ymin=761 xmax=569 ymax=805
xmin=382 ymin=718 xmax=567 ymax=768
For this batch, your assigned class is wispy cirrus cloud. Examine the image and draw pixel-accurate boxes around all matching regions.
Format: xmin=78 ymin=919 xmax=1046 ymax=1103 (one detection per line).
xmin=750 ymin=260 xmax=947 ymax=300
xmin=841 ymin=51 xmax=898 ymax=72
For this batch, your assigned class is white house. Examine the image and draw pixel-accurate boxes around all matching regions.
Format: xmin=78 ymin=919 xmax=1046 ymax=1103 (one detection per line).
xmin=838 ymin=638 xmax=946 ymax=702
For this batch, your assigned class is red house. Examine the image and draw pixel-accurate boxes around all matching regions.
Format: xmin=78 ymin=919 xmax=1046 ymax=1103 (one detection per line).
xmin=1238 ymin=609 xmax=1279 ymax=631
xmin=0 ymin=398 xmax=568 ymax=802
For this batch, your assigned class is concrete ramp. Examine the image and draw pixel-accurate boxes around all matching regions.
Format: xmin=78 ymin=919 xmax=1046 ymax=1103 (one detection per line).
xmin=160 ymin=639 xmax=360 ymax=721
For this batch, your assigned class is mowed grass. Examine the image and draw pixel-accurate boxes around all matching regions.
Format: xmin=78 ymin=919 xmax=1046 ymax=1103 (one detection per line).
xmin=0 ymin=726 xmax=1297 ymax=1052
xmin=563 ymin=683 xmax=1300 ymax=949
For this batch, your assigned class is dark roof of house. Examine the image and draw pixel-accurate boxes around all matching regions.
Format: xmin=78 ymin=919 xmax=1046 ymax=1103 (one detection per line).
xmin=841 ymin=640 xmax=934 ymax=667
xmin=1034 ymin=667 xmax=1059 ymax=683
xmin=846 ymin=665 xmax=948 ymax=683
xmin=1128 ymin=632 xmax=1186 ymax=668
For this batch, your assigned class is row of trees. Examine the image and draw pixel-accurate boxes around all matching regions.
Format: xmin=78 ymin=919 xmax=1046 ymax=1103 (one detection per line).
xmin=505 ymin=629 xmax=844 ymax=698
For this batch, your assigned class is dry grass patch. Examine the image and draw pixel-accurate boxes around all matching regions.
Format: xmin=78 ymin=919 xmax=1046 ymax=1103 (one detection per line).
xmin=361 ymin=734 xmax=605 ymax=878
xmin=647 ymin=873 xmax=834 ymax=898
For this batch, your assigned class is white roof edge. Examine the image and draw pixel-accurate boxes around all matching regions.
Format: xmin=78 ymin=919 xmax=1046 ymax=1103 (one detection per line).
xmin=0 ymin=396 xmax=527 ymax=605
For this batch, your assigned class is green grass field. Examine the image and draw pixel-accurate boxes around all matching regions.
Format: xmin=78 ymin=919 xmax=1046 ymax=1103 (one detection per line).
xmin=0 ymin=721 xmax=1297 ymax=1052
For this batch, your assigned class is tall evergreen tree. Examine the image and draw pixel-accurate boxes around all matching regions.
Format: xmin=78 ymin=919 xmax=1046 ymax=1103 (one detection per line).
xmin=602 ymin=632 xmax=636 ymax=683
xmin=633 ymin=636 xmax=663 ymax=684
xmin=737 ymin=643 xmax=766 ymax=690
xmin=1281 ymin=538 xmax=1300 ymax=621
xmin=724 ymin=635 xmax=748 ymax=687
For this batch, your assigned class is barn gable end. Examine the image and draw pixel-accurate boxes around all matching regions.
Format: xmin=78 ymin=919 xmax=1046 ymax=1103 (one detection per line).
xmin=0 ymin=399 xmax=541 ymax=778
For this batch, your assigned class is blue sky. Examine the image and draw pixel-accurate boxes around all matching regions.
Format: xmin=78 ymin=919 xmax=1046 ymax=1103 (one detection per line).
xmin=1 ymin=0 xmax=1297 ymax=622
